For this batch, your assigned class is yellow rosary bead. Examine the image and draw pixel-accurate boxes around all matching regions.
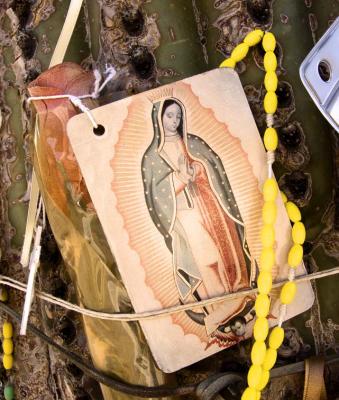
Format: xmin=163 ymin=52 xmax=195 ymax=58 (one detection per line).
xmin=260 ymin=225 xmax=275 ymax=248
xmin=231 ymin=43 xmax=249 ymax=62
xmin=220 ymin=58 xmax=236 ymax=68
xmin=288 ymin=244 xmax=303 ymax=267
xmin=3 ymin=322 xmax=13 ymax=339
xmin=2 ymin=339 xmax=13 ymax=355
xmin=222 ymin=30 xmax=299 ymax=400
xmin=280 ymin=191 xmax=287 ymax=203
xmin=263 ymin=178 xmax=278 ymax=201
xmin=248 ymin=364 xmax=263 ymax=389
xmin=244 ymin=29 xmax=264 ymax=46
xmin=257 ymin=369 xmax=270 ymax=391
xmin=3 ymin=354 xmax=13 ymax=370
xmin=264 ymin=92 xmax=278 ymax=114
xmin=260 ymin=248 xmax=275 ymax=272
xmin=264 ymin=51 xmax=277 ymax=72
xmin=262 ymin=201 xmax=277 ymax=225
xmin=280 ymin=281 xmax=297 ymax=304
xmin=268 ymin=327 xmax=284 ymax=350
xmin=255 ymin=294 xmax=270 ymax=318
xmin=292 ymin=222 xmax=306 ymax=244
xmin=242 ymin=387 xmax=258 ymax=400
xmin=253 ymin=317 xmax=269 ymax=341
xmin=257 ymin=271 xmax=272 ymax=294
xmin=264 ymin=71 xmax=278 ymax=92
xmin=0 ymin=287 xmax=8 ymax=302
xmin=251 ymin=340 xmax=267 ymax=365
xmin=262 ymin=32 xmax=276 ymax=52
xmin=263 ymin=127 xmax=278 ymax=151
xmin=262 ymin=348 xmax=277 ymax=371
xmin=285 ymin=201 xmax=301 ymax=222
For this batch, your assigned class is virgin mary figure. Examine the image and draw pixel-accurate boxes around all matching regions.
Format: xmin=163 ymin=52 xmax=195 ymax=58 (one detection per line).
xmin=142 ymin=97 xmax=255 ymax=336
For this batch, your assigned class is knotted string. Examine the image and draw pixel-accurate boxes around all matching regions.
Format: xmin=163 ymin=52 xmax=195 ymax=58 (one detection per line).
xmin=27 ymin=65 xmax=116 ymax=129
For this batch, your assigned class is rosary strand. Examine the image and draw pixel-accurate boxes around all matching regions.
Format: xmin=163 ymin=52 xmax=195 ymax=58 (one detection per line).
xmin=0 ymin=287 xmax=14 ymax=399
xmin=0 ymin=32 xmax=320 ymax=400
xmin=220 ymin=30 xmax=305 ymax=400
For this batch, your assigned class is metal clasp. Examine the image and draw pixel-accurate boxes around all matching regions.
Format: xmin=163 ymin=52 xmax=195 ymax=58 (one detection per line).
xmin=300 ymin=17 xmax=339 ymax=131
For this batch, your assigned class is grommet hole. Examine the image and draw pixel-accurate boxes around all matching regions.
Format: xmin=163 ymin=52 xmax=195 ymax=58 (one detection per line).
xmin=93 ymin=124 xmax=105 ymax=136
xmin=318 ymin=60 xmax=331 ymax=82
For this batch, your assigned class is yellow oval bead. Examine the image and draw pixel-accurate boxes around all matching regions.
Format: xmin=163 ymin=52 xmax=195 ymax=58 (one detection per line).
xmin=292 ymin=222 xmax=306 ymax=244
xmin=262 ymin=32 xmax=276 ymax=52
xmin=241 ymin=387 xmax=257 ymax=400
xmin=231 ymin=43 xmax=249 ymax=62
xmin=280 ymin=191 xmax=288 ymax=203
xmin=260 ymin=225 xmax=275 ymax=248
xmin=263 ymin=127 xmax=278 ymax=151
xmin=262 ymin=201 xmax=277 ymax=225
xmin=220 ymin=58 xmax=236 ymax=68
xmin=288 ymin=244 xmax=303 ymax=267
xmin=3 ymin=354 xmax=13 ymax=370
xmin=257 ymin=271 xmax=272 ymax=295
xmin=248 ymin=365 xmax=263 ymax=389
xmin=264 ymin=92 xmax=278 ymax=114
xmin=285 ymin=201 xmax=301 ymax=222
xmin=255 ymin=294 xmax=270 ymax=318
xmin=257 ymin=369 xmax=270 ymax=391
xmin=280 ymin=281 xmax=297 ymax=304
xmin=263 ymin=178 xmax=278 ymax=202
xmin=264 ymin=51 xmax=277 ymax=72
xmin=0 ymin=287 xmax=8 ymax=302
xmin=269 ymin=327 xmax=284 ymax=350
xmin=244 ymin=29 xmax=264 ymax=46
xmin=260 ymin=247 xmax=275 ymax=272
xmin=253 ymin=317 xmax=269 ymax=342
xmin=2 ymin=339 xmax=13 ymax=355
xmin=251 ymin=340 xmax=267 ymax=365
xmin=256 ymin=391 xmax=261 ymax=400
xmin=3 ymin=322 xmax=13 ymax=339
xmin=264 ymin=71 xmax=278 ymax=92
xmin=262 ymin=348 xmax=277 ymax=371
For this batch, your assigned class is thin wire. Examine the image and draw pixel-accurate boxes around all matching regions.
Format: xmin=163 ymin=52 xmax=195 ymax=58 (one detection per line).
xmin=0 ymin=266 xmax=338 ymax=322
xmin=27 ymin=94 xmax=99 ymax=128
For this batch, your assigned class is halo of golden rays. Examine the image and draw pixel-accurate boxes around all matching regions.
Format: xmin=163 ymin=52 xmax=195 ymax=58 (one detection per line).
xmin=110 ymin=82 xmax=278 ymax=343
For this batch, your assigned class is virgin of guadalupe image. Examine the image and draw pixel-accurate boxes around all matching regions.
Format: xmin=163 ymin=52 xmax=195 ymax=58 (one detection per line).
xmin=142 ymin=97 xmax=256 ymax=344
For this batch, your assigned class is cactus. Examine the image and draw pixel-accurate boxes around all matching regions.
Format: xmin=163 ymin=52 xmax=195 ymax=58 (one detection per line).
xmin=0 ymin=1 xmax=338 ymax=399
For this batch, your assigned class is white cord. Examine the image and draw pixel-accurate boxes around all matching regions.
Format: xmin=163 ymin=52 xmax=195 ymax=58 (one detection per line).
xmin=93 ymin=66 xmax=116 ymax=98
xmin=278 ymin=304 xmax=287 ymax=327
xmin=267 ymin=151 xmax=275 ymax=178
xmin=288 ymin=267 xmax=296 ymax=281
xmin=68 ymin=95 xmax=98 ymax=128
xmin=266 ymin=113 xmax=274 ymax=128
xmin=27 ymin=66 xmax=116 ymax=129
xmin=0 ymin=267 xmax=337 ymax=323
